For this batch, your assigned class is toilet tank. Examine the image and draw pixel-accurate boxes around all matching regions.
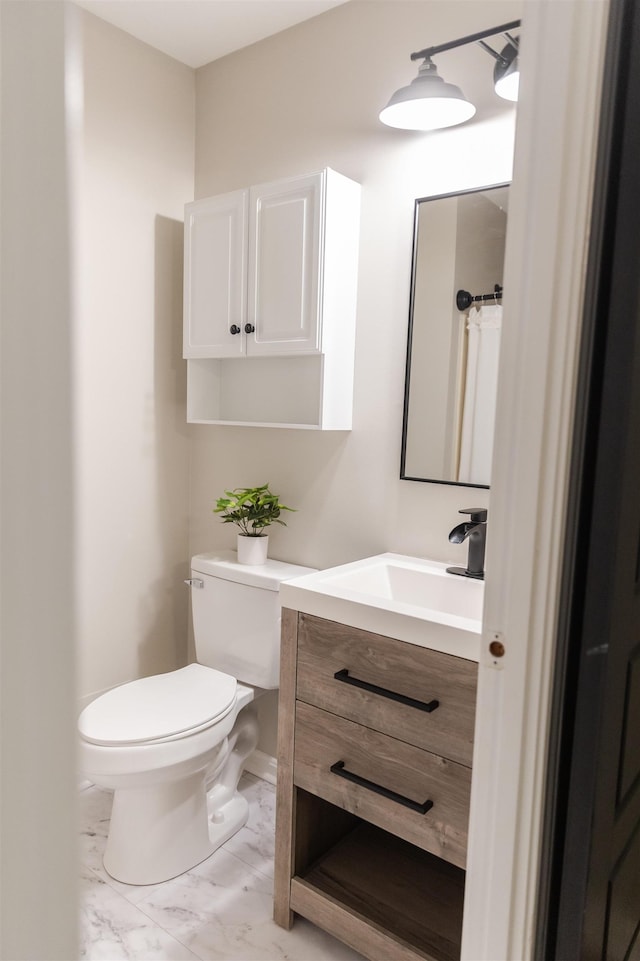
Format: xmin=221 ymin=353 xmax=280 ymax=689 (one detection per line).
xmin=189 ymin=551 xmax=316 ymax=689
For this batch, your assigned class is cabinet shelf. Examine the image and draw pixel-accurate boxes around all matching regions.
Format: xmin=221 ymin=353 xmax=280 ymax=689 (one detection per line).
xmin=187 ymin=354 xmax=352 ymax=429
xmin=291 ymin=820 xmax=464 ymax=961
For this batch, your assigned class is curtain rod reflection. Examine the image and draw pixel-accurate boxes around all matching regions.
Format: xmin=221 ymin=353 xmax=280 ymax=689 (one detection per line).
xmin=456 ymin=283 xmax=503 ymax=311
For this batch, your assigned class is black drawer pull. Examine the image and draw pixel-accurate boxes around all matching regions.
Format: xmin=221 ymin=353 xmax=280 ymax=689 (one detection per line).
xmin=330 ymin=761 xmax=434 ymax=815
xmin=333 ymin=669 xmax=439 ymax=713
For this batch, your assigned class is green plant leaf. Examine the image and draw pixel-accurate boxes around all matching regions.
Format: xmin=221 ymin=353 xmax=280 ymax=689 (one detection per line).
xmin=212 ymin=483 xmax=296 ymax=536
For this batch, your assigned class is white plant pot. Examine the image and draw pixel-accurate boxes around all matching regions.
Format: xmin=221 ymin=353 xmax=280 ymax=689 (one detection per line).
xmin=237 ymin=534 xmax=268 ymax=566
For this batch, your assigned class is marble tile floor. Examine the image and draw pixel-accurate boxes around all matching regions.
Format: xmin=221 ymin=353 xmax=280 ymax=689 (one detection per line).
xmin=79 ymin=773 xmax=365 ymax=961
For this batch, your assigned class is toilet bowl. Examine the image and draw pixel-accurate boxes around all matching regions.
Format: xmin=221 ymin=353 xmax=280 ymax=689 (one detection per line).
xmin=78 ymin=552 xmax=314 ymax=885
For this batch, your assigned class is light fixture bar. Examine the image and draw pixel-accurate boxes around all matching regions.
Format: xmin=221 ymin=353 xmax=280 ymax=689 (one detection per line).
xmin=410 ymin=19 xmax=521 ymax=62
xmin=477 ymin=39 xmax=508 ymax=64
xmin=380 ymin=18 xmax=522 ymax=131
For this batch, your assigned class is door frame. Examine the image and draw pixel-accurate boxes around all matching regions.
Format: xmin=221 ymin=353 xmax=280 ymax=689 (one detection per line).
xmin=460 ymin=2 xmax=610 ymax=958
xmin=537 ymin=0 xmax=640 ymax=954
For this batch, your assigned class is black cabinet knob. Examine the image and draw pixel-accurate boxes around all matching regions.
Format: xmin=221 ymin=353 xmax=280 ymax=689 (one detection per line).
xmin=244 ymin=323 xmax=255 ymax=334
xmin=229 ymin=324 xmax=241 ymax=335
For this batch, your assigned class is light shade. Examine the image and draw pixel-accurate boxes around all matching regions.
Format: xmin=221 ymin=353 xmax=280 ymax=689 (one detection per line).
xmin=379 ymin=59 xmax=476 ymax=131
xmin=494 ymin=43 xmax=519 ymax=101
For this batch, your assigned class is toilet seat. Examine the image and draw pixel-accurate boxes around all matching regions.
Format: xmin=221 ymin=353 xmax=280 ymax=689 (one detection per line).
xmin=78 ymin=664 xmax=237 ymax=746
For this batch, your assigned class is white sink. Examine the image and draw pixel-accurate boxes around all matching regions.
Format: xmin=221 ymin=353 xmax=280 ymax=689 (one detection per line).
xmin=279 ymin=553 xmax=484 ymax=661
xmin=319 ymin=555 xmax=483 ymax=621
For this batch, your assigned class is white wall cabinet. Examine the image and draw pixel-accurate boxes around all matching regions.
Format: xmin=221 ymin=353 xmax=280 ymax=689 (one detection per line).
xmin=183 ymin=190 xmax=248 ymax=359
xmin=183 ymin=168 xmax=360 ymax=429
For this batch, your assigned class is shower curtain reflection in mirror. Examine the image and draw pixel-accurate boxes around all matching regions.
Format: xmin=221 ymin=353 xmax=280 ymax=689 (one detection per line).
xmin=400 ymin=183 xmax=509 ymax=487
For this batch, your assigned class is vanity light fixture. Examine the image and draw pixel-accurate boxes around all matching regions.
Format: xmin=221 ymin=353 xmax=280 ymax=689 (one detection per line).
xmin=379 ymin=57 xmax=476 ymax=131
xmin=480 ymin=31 xmax=520 ymax=102
xmin=380 ymin=19 xmax=521 ymax=131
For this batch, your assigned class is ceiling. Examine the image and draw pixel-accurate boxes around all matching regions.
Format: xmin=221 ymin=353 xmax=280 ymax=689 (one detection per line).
xmin=74 ymin=0 xmax=349 ymax=69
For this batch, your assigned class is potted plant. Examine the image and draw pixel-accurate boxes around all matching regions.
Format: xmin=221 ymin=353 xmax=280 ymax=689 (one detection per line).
xmin=213 ymin=483 xmax=295 ymax=565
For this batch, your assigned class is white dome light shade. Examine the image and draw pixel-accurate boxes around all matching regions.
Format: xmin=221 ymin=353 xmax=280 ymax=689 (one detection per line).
xmin=494 ymin=43 xmax=519 ymax=101
xmin=495 ymin=68 xmax=519 ymax=101
xmin=379 ymin=59 xmax=476 ymax=131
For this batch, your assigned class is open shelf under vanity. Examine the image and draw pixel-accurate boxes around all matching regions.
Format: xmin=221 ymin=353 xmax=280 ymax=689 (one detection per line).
xmin=290 ymin=812 xmax=465 ymax=961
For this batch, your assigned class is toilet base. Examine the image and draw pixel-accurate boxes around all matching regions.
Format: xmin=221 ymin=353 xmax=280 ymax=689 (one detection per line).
xmin=103 ymin=786 xmax=251 ymax=886
xmin=102 ymin=707 xmax=258 ymax=885
xmin=207 ymin=792 xmax=250 ymax=849
xmin=103 ymin=770 xmax=217 ymax=885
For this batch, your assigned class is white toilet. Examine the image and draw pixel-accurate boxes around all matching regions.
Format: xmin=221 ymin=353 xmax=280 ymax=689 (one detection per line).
xmin=78 ymin=551 xmax=313 ymax=885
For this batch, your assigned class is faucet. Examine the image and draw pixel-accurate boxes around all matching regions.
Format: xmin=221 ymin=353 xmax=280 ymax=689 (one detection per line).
xmin=446 ymin=508 xmax=487 ymax=580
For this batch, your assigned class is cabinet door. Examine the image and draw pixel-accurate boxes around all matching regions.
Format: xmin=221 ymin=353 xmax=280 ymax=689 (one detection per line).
xmin=183 ymin=191 xmax=248 ymax=358
xmin=248 ymin=173 xmax=322 ymax=355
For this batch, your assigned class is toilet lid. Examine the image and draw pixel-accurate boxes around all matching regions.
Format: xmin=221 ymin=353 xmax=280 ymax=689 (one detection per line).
xmin=78 ymin=664 xmax=237 ymax=746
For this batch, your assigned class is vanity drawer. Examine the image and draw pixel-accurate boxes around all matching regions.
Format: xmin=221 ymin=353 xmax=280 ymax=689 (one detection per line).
xmin=296 ymin=613 xmax=477 ymax=766
xmin=293 ymin=700 xmax=471 ymax=869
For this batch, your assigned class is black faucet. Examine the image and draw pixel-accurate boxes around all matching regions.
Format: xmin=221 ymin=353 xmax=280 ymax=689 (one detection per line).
xmin=446 ymin=508 xmax=487 ymax=580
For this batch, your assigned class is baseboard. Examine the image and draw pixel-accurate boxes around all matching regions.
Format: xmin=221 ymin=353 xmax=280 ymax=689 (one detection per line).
xmin=244 ymin=749 xmax=277 ymax=785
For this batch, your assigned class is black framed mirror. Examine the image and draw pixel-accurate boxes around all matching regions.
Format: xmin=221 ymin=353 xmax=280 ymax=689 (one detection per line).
xmin=400 ymin=182 xmax=509 ymax=487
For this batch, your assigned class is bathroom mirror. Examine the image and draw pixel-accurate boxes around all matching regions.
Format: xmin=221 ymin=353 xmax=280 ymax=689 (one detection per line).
xmin=400 ymin=183 xmax=509 ymax=487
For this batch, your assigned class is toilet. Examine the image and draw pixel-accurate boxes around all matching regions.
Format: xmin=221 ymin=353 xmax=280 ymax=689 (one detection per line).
xmin=78 ymin=550 xmax=313 ymax=885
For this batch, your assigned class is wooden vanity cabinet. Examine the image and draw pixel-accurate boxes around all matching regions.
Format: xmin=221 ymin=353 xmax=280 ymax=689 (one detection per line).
xmin=274 ymin=609 xmax=478 ymax=961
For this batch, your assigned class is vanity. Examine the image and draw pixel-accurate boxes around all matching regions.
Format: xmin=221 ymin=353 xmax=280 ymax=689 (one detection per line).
xmin=273 ymin=554 xmax=483 ymax=961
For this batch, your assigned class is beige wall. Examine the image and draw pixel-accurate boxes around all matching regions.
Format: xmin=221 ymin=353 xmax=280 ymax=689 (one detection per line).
xmin=191 ymin=0 xmax=519 ymax=753
xmin=73 ymin=0 xmax=519 ymax=743
xmin=77 ymin=12 xmax=195 ymax=699
xmin=1 ymin=3 xmax=80 ymax=954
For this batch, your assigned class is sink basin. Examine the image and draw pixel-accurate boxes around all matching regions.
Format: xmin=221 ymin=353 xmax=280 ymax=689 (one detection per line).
xmin=320 ymin=555 xmax=483 ymax=622
xmin=279 ymin=553 xmax=484 ymax=661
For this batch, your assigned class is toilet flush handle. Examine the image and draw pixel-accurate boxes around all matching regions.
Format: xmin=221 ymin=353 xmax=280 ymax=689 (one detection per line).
xmin=184 ymin=578 xmax=204 ymax=589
